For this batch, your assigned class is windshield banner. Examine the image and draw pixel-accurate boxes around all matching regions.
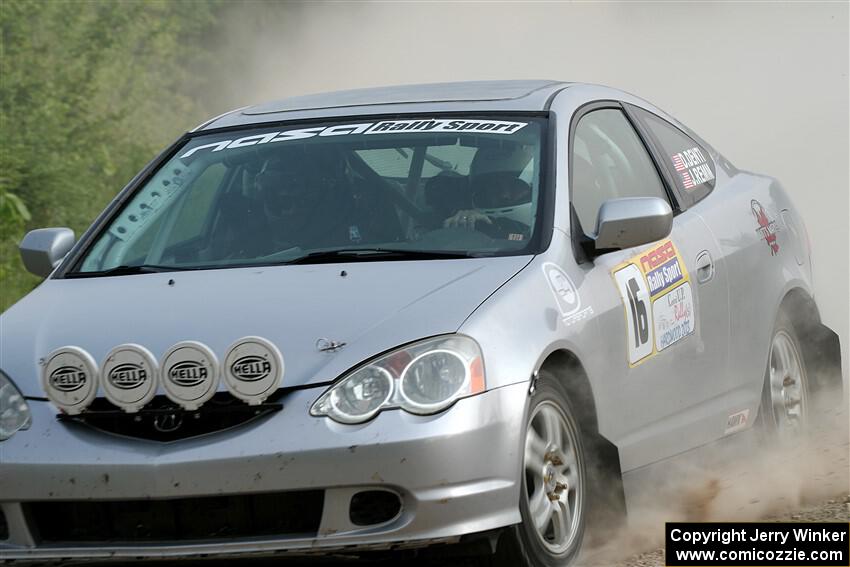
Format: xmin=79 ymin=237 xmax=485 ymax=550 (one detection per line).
xmin=180 ymin=119 xmax=529 ymax=159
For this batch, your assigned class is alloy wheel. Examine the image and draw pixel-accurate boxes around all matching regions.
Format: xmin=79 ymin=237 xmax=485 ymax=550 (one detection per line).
xmin=523 ymin=400 xmax=583 ymax=554
xmin=768 ymin=330 xmax=807 ymax=440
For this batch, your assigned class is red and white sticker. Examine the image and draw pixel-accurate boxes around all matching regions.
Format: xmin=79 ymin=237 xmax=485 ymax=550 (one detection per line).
xmin=725 ymin=409 xmax=750 ymax=435
xmin=671 ymin=147 xmax=714 ymax=190
xmin=751 ymin=199 xmax=780 ymax=256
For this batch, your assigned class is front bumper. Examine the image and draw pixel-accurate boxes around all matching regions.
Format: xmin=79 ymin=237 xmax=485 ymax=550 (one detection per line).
xmin=0 ymin=382 xmax=528 ymax=561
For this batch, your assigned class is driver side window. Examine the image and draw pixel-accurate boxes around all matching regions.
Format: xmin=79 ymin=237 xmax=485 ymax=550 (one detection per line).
xmin=571 ymin=108 xmax=669 ymax=235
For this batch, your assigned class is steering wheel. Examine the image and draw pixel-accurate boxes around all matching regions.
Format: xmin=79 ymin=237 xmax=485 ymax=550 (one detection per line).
xmin=348 ymin=154 xmax=432 ymax=224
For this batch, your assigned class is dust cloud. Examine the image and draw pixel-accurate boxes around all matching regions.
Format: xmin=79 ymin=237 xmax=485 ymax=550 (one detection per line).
xmin=579 ymin=394 xmax=849 ymax=565
xmin=202 ymin=2 xmax=848 ymax=389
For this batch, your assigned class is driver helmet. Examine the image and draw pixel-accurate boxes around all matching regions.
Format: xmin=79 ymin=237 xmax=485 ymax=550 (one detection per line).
xmin=470 ymin=172 xmax=533 ymax=225
xmin=255 ymin=148 xmax=346 ymax=223
xmin=469 ymin=144 xmax=534 ymax=225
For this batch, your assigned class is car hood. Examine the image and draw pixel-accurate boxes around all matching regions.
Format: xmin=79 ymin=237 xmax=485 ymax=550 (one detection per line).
xmin=2 ymin=257 xmax=531 ymax=397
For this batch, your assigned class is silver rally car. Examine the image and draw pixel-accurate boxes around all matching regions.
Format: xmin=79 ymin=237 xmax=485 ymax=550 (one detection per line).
xmin=0 ymin=81 xmax=842 ymax=565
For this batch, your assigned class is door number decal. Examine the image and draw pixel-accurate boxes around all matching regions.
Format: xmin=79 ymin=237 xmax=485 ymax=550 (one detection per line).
xmin=614 ymin=264 xmax=653 ymax=363
xmin=611 ymin=239 xmax=696 ymax=366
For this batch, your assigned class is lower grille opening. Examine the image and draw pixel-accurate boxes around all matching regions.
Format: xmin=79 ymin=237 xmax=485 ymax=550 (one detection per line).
xmin=25 ymin=490 xmax=323 ymax=543
xmin=0 ymin=507 xmax=8 ymax=540
xmin=349 ymin=490 xmax=402 ymax=526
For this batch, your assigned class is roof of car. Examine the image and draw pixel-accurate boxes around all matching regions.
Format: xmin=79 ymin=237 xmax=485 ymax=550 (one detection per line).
xmin=197 ymin=80 xmax=571 ymax=131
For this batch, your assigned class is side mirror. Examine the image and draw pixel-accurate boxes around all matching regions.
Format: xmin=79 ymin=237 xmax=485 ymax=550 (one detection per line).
xmin=19 ymin=228 xmax=76 ymax=278
xmin=593 ymin=197 xmax=673 ymax=252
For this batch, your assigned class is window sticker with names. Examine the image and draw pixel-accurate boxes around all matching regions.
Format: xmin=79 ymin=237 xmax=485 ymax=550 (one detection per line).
xmin=671 ymin=146 xmax=714 ymax=190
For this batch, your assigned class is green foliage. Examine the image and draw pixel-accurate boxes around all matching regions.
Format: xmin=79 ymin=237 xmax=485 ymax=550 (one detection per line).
xmin=0 ymin=0 xmax=220 ymax=310
xmin=0 ymin=190 xmax=31 ymax=224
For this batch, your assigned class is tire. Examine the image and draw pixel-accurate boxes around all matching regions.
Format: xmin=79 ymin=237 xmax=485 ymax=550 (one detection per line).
xmin=488 ymin=372 xmax=588 ymax=567
xmin=757 ymin=310 xmax=810 ymax=444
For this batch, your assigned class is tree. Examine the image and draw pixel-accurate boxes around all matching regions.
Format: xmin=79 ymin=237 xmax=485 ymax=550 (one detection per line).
xmin=0 ymin=0 xmax=219 ymax=310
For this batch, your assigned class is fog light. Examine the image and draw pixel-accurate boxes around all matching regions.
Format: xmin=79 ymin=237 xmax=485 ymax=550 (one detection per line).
xmin=349 ymin=490 xmax=401 ymax=526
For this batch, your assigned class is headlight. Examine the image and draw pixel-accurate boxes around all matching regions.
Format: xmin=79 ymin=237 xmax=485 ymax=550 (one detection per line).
xmin=311 ymin=335 xmax=485 ymax=424
xmin=325 ymin=366 xmax=393 ymax=424
xmin=1 ymin=371 xmax=32 ymax=441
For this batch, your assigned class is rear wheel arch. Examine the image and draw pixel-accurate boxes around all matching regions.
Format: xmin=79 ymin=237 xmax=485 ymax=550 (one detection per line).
xmin=778 ymin=287 xmax=821 ymax=331
xmin=777 ymin=287 xmax=843 ymax=396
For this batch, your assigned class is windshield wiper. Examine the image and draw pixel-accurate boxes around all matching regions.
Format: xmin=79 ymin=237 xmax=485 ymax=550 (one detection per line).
xmin=65 ymin=264 xmax=200 ymax=278
xmin=283 ymin=248 xmax=474 ymax=265
xmin=65 ymin=250 xmax=476 ymax=276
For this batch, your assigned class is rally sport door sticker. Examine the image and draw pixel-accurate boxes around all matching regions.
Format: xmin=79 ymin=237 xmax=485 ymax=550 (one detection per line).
xmin=611 ymin=239 xmax=696 ymax=366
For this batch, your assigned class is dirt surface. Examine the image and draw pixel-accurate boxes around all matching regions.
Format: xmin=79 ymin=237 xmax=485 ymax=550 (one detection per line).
xmin=577 ymin=401 xmax=849 ymax=567
xmin=578 ymin=494 xmax=850 ymax=567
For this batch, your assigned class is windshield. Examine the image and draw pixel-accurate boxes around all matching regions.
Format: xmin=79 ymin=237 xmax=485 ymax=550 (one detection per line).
xmin=73 ymin=115 xmax=547 ymax=274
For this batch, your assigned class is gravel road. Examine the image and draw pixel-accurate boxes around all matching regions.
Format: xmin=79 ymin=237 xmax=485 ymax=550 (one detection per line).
xmin=578 ymin=403 xmax=849 ymax=567
xmin=578 ymin=494 xmax=850 ymax=567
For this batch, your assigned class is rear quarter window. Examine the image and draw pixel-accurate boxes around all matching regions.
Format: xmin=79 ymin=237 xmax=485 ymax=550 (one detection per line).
xmin=631 ymin=106 xmax=716 ymax=206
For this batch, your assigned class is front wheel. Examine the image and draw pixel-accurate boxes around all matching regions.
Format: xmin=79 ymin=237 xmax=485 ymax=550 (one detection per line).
xmin=490 ymin=374 xmax=587 ymax=567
